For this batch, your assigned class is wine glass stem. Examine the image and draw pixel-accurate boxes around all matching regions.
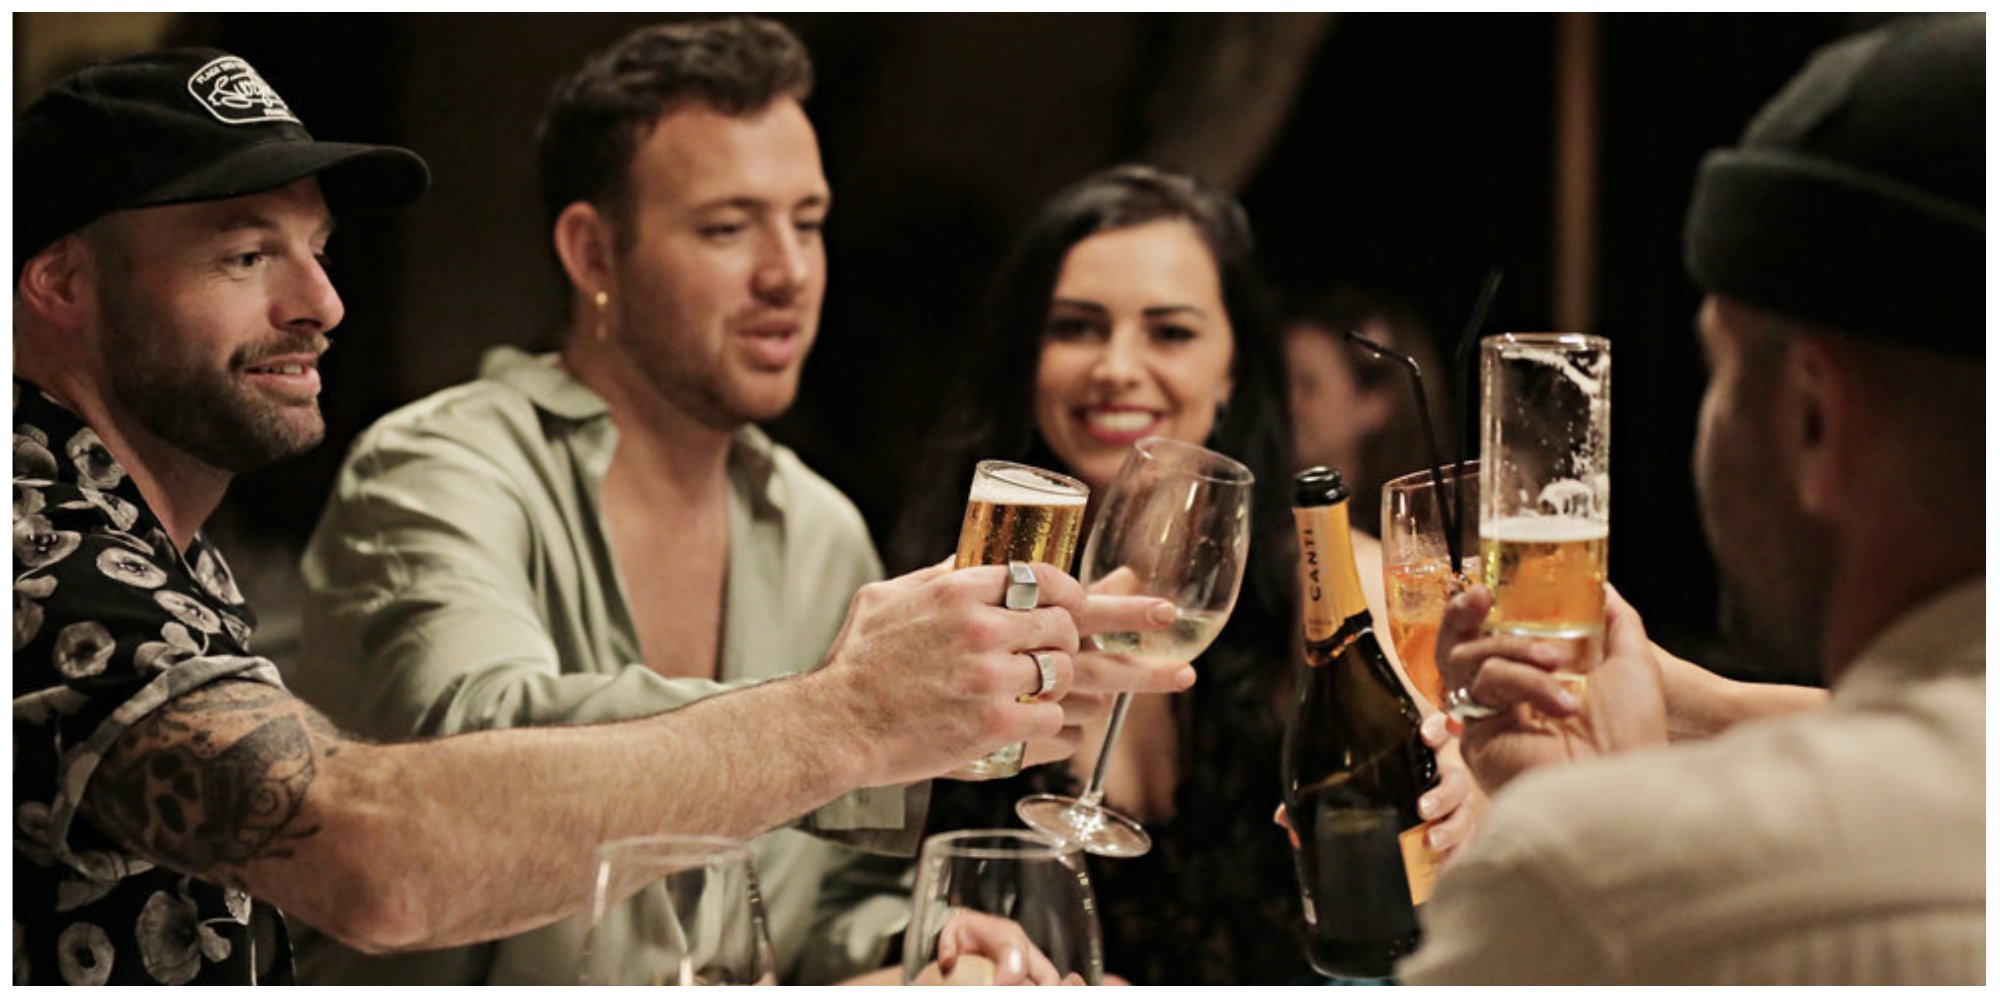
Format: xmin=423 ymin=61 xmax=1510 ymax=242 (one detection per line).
xmin=1080 ymin=691 xmax=1134 ymax=806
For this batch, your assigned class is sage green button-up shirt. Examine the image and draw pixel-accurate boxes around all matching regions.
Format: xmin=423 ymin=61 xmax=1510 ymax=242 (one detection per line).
xmin=284 ymin=348 xmax=917 ymax=985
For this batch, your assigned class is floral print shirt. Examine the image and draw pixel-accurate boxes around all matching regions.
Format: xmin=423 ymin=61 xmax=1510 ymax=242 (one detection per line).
xmin=13 ymin=379 xmax=292 ymax=985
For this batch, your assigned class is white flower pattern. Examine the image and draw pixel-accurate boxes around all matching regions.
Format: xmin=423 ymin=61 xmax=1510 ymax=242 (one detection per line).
xmin=15 ymin=575 xmax=56 ymax=651
xmin=95 ymin=546 xmax=168 ymax=589
xmin=79 ymin=489 xmax=140 ymax=532
xmin=15 ymin=512 xmax=80 ymax=570
xmin=134 ymin=622 xmax=203 ymax=673
xmin=191 ymin=549 xmax=245 ymax=606
xmin=55 ymin=876 xmax=118 ymax=914
xmin=15 ymin=430 xmax=58 ymax=481
xmin=152 ymin=591 xmax=222 ymax=635
xmin=52 ymin=621 xmax=115 ymax=679
xmin=56 ymin=922 xmax=112 ymax=986
xmin=65 ymin=428 xmax=125 ymax=490
xmin=15 ymin=483 xmax=46 ymax=518
xmin=137 ymin=891 xmax=201 ymax=985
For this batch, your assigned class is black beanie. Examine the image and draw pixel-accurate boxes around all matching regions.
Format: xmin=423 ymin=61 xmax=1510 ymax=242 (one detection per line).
xmin=1684 ymin=14 xmax=1984 ymax=359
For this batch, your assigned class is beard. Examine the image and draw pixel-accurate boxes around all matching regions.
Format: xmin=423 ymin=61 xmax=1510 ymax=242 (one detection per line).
xmin=98 ymin=281 xmax=328 ymax=474
xmin=1698 ymin=454 xmax=1834 ymax=686
xmin=1713 ymin=564 xmax=1828 ymax=686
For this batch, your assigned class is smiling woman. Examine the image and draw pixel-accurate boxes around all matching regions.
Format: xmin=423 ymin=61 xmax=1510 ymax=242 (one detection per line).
xmin=888 ymin=165 xmax=1314 ymax=985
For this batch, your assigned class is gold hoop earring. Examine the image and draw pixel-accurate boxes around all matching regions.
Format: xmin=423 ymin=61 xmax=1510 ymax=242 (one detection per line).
xmin=593 ymin=290 xmax=610 ymax=341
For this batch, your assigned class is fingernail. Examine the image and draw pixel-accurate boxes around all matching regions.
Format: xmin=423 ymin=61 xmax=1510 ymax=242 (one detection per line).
xmin=1531 ymin=643 xmax=1563 ymax=663
xmin=1175 ymin=665 xmax=1197 ymax=689
xmin=1149 ymin=601 xmax=1176 ymax=625
xmin=1556 ymin=690 xmax=1583 ymax=713
xmin=1417 ymin=794 xmax=1436 ymax=819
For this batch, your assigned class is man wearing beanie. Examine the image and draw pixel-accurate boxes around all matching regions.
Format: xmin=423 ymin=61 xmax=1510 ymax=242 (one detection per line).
xmin=1404 ymin=14 xmax=1983 ymax=985
xmin=14 ymin=48 xmax=1142 ymax=985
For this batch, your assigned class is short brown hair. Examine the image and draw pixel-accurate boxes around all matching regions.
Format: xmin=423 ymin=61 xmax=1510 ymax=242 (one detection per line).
xmin=534 ymin=17 xmax=813 ymax=246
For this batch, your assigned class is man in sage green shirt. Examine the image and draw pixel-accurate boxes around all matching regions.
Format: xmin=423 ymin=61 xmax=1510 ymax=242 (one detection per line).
xmin=288 ymin=347 xmax=909 ymax=984
xmin=284 ymin=18 xmax=1192 ymax=986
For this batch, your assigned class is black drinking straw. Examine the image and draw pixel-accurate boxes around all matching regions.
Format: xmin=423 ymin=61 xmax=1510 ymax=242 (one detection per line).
xmin=1344 ymin=267 xmax=1503 ymax=573
xmin=1344 ymin=330 xmax=1464 ymax=571
xmin=1445 ymin=268 xmax=1504 ymax=562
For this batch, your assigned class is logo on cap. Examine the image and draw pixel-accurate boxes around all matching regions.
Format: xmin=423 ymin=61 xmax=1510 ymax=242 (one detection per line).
xmin=186 ymin=55 xmax=299 ymax=126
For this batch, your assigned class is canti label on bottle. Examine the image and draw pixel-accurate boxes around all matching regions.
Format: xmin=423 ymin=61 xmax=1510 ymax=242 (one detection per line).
xmin=1399 ymin=824 xmax=1442 ymax=905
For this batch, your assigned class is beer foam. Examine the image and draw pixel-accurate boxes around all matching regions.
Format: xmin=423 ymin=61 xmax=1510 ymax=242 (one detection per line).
xmin=970 ymin=470 xmax=1087 ymax=505
xmin=1481 ymin=515 xmax=1608 ymax=543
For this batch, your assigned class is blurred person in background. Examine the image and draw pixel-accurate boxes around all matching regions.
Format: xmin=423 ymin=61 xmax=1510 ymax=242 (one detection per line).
xmin=1281 ymin=285 xmax=1451 ymax=539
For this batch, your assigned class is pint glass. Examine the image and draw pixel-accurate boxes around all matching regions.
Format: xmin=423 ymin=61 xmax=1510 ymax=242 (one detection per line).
xmin=1478 ymin=333 xmax=1610 ymax=690
xmin=949 ymin=460 xmax=1088 ymax=779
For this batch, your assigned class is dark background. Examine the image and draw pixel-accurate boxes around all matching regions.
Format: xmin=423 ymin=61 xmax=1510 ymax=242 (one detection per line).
xmin=15 ymin=13 xmax=1868 ymax=672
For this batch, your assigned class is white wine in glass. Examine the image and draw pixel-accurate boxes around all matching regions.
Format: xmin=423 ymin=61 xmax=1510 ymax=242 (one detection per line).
xmin=1016 ymin=436 xmax=1253 ymax=858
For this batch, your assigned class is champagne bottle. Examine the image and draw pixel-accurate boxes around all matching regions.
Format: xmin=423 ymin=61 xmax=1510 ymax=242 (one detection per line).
xmin=1283 ymin=467 xmax=1442 ymax=980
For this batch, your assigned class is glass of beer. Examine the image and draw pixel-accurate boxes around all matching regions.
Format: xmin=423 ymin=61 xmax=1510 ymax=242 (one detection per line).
xmin=1478 ymin=333 xmax=1610 ymax=693
xmin=578 ymin=835 xmax=776 ymax=985
xmin=949 ymin=460 xmax=1089 ymax=780
xmin=1380 ymin=460 xmax=1480 ymax=710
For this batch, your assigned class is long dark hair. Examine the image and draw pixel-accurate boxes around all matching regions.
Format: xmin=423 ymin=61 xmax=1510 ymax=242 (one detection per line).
xmin=892 ymin=162 xmax=1299 ymax=794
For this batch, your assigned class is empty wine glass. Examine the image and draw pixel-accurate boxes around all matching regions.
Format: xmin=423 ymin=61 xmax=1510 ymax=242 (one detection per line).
xmin=902 ymin=829 xmax=1103 ymax=985
xmin=1015 ymin=436 xmax=1253 ymax=857
xmin=578 ymin=835 xmax=776 ymax=986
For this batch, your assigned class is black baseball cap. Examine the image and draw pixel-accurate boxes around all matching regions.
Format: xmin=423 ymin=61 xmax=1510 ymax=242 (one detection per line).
xmin=15 ymin=48 xmax=430 ymax=279
xmin=1684 ymin=14 xmax=1984 ymax=358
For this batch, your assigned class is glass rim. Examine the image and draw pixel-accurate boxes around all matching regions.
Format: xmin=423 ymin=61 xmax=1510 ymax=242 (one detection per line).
xmin=972 ymin=459 xmax=1090 ymax=498
xmin=1484 ymin=331 xmax=1610 ymax=352
xmin=1131 ymin=436 xmax=1254 ymax=485
xmin=1381 ymin=459 xmax=1481 ymax=494
xmin=594 ymin=834 xmax=752 ymax=871
xmin=920 ymin=828 xmax=1079 ymax=861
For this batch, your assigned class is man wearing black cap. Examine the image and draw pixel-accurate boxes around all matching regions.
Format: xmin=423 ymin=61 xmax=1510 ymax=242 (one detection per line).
xmin=1403 ymin=14 xmax=1983 ymax=984
xmin=13 ymin=48 xmax=1131 ymax=985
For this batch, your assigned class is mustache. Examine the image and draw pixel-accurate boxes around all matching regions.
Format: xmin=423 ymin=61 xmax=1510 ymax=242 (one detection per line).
xmin=231 ymin=333 xmax=330 ymax=368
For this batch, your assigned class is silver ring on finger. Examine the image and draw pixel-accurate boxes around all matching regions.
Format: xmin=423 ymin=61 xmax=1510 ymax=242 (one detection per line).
xmin=1024 ymin=650 xmax=1059 ymax=701
xmin=1444 ymin=685 xmax=1500 ymax=723
xmin=1003 ymin=560 xmax=1039 ymax=611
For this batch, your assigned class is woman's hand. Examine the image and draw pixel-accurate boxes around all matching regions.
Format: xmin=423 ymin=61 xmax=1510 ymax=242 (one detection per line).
xmin=928 ymin=910 xmax=1073 ymax=985
xmin=1415 ymin=712 xmax=1487 ymax=859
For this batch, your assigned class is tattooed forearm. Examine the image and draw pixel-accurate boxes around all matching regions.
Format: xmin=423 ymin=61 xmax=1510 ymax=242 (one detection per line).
xmin=81 ymin=680 xmax=336 ymax=881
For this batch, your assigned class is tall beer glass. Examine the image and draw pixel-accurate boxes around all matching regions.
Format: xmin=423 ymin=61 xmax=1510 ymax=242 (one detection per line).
xmin=1478 ymin=333 xmax=1610 ymax=692
xmin=949 ymin=460 xmax=1089 ymax=779
xmin=1380 ymin=460 xmax=1480 ymax=710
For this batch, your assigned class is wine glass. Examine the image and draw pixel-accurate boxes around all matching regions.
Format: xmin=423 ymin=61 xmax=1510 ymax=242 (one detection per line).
xmin=1380 ymin=460 xmax=1480 ymax=711
xmin=1015 ymin=436 xmax=1253 ymax=857
xmin=902 ymin=829 xmax=1103 ymax=985
xmin=578 ymin=835 xmax=776 ymax=985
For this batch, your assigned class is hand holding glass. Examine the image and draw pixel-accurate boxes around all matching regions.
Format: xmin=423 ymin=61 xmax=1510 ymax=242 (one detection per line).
xmin=1478 ymin=333 xmax=1611 ymax=694
xmin=947 ymin=460 xmax=1089 ymax=780
xmin=1380 ymin=460 xmax=1480 ymax=710
xmin=902 ymin=830 xmax=1103 ymax=985
xmin=1016 ymin=437 xmax=1253 ymax=857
